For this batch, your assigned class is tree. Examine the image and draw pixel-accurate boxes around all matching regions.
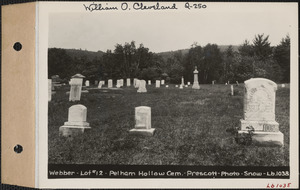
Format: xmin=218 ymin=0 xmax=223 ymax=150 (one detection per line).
xmin=252 ymin=34 xmax=272 ymax=60
xmin=274 ymin=35 xmax=290 ymax=82
xmin=238 ymin=40 xmax=253 ymax=57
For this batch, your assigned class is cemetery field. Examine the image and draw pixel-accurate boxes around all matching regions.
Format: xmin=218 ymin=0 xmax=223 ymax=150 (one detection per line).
xmin=48 ymin=84 xmax=290 ymax=166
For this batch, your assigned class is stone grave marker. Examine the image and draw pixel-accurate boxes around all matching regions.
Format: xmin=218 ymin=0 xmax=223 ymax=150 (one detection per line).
xmin=161 ymin=80 xmax=165 ymax=85
xmin=231 ymin=85 xmax=234 ymax=96
xmin=134 ymin=79 xmax=140 ymax=88
xmin=238 ymin=78 xmax=283 ymax=146
xmin=98 ymin=81 xmax=103 ymax=88
xmin=148 ymin=80 xmax=151 ymax=85
xmin=120 ymin=79 xmax=124 ymax=87
xmin=129 ymin=106 xmax=155 ymax=136
xmin=187 ymin=82 xmax=191 ymax=86
xmin=281 ymin=84 xmax=285 ymax=88
xmin=179 ymin=85 xmax=183 ymax=89
xmin=225 ymin=83 xmax=228 ymax=85
xmin=212 ymin=80 xmax=215 ymax=85
xmin=155 ymin=80 xmax=160 ymax=88
xmin=192 ymin=66 xmax=200 ymax=89
xmin=85 ymin=80 xmax=90 ymax=87
xmin=108 ymin=79 xmax=113 ymax=88
xmin=137 ymin=80 xmax=147 ymax=93
xmin=181 ymin=76 xmax=184 ymax=86
xmin=185 ymin=85 xmax=188 ymax=87
xmin=175 ymin=85 xmax=178 ymax=87
xmin=116 ymin=80 xmax=121 ymax=88
xmin=59 ymin=104 xmax=91 ymax=137
xmin=127 ymin=78 xmax=131 ymax=86
xmin=48 ymin=79 xmax=52 ymax=101
xmin=102 ymin=80 xmax=105 ymax=85
xmin=69 ymin=78 xmax=83 ymax=101
xmin=166 ymin=85 xmax=169 ymax=88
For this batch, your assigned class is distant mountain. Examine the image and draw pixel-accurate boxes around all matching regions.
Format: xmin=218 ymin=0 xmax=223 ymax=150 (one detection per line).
xmin=49 ymin=48 xmax=105 ymax=61
xmin=65 ymin=48 xmax=105 ymax=61
xmin=156 ymin=45 xmax=240 ymax=60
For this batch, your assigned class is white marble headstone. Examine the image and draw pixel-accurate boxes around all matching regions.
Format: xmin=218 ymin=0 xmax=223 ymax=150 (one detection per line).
xmin=69 ymin=78 xmax=83 ymax=101
xmin=137 ymin=80 xmax=147 ymax=93
xmin=155 ymin=80 xmax=160 ymax=88
xmin=108 ymin=79 xmax=113 ymax=88
xmin=161 ymin=80 xmax=165 ymax=85
xmin=85 ymin=80 xmax=90 ymax=87
xmin=48 ymin=79 xmax=52 ymax=101
xmin=59 ymin=104 xmax=90 ymax=137
xmin=127 ymin=78 xmax=131 ymax=86
xmin=239 ymin=78 xmax=283 ymax=146
xmin=135 ymin=79 xmax=140 ymax=88
xmin=148 ymin=80 xmax=151 ymax=85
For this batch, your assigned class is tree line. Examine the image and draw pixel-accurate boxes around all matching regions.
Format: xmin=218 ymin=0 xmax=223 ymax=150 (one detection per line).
xmin=48 ymin=34 xmax=290 ymax=84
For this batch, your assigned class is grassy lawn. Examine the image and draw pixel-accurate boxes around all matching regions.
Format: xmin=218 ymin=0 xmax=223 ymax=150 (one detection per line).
xmin=48 ymin=83 xmax=290 ymax=166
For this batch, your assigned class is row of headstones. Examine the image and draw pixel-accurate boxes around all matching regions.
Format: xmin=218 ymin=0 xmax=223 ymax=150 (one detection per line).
xmin=59 ymin=105 xmax=154 ymax=137
xmin=59 ymin=78 xmax=284 ymax=146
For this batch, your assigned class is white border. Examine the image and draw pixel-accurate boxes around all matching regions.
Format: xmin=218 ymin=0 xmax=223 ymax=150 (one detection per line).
xmin=38 ymin=2 xmax=299 ymax=188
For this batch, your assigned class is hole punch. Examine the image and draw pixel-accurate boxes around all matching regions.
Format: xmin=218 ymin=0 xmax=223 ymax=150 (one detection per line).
xmin=14 ymin=144 xmax=23 ymax=153
xmin=13 ymin=42 xmax=22 ymax=51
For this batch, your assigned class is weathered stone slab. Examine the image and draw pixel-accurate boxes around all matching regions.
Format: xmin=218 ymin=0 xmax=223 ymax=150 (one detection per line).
xmin=137 ymin=80 xmax=147 ymax=93
xmin=59 ymin=104 xmax=91 ymax=137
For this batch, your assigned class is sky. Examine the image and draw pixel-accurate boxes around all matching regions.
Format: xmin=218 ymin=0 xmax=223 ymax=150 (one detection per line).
xmin=48 ymin=3 xmax=294 ymax=53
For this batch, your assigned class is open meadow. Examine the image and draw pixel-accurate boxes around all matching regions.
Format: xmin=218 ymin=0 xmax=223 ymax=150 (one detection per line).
xmin=48 ymin=83 xmax=290 ymax=166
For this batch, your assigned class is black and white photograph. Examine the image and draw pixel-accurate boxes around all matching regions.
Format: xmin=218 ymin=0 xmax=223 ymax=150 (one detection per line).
xmin=41 ymin=1 xmax=297 ymax=188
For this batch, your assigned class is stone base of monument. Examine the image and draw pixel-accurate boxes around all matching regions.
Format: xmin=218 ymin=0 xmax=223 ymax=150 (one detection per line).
xmin=238 ymin=131 xmax=284 ymax=146
xmin=59 ymin=122 xmax=91 ymax=137
xmin=240 ymin=120 xmax=279 ymax=131
xmin=192 ymin=83 xmax=200 ymax=89
xmin=129 ymin=128 xmax=155 ymax=136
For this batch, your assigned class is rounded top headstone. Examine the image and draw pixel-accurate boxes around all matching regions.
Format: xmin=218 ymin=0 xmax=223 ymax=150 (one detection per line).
xmin=72 ymin=73 xmax=85 ymax=78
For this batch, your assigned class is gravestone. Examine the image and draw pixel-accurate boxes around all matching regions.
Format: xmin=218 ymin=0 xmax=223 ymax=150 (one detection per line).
xmin=192 ymin=66 xmax=200 ymax=89
xmin=166 ymin=85 xmax=169 ymax=88
xmin=69 ymin=78 xmax=83 ymax=101
xmin=127 ymin=78 xmax=131 ymax=86
xmin=231 ymin=85 xmax=234 ymax=96
xmin=101 ymin=80 xmax=105 ymax=85
xmin=238 ymin=78 xmax=283 ymax=146
xmin=108 ymin=79 xmax=113 ymax=88
xmin=212 ymin=80 xmax=215 ymax=85
xmin=137 ymin=80 xmax=147 ymax=93
xmin=181 ymin=76 xmax=184 ymax=86
xmin=98 ymin=81 xmax=103 ymax=89
xmin=155 ymin=80 xmax=160 ymax=88
xmin=85 ymin=80 xmax=90 ymax=87
xmin=48 ymin=79 xmax=52 ymax=101
xmin=281 ymin=84 xmax=285 ymax=88
xmin=116 ymin=80 xmax=121 ymax=88
xmin=179 ymin=85 xmax=183 ymax=89
xmin=135 ymin=79 xmax=140 ymax=88
xmin=185 ymin=85 xmax=188 ymax=88
xmin=120 ymin=79 xmax=124 ymax=87
xmin=129 ymin=106 xmax=155 ymax=136
xmin=225 ymin=83 xmax=228 ymax=85
xmin=187 ymin=82 xmax=191 ymax=86
xmin=59 ymin=104 xmax=91 ymax=137
xmin=175 ymin=85 xmax=178 ymax=87
xmin=161 ymin=80 xmax=165 ymax=85
xmin=148 ymin=80 xmax=151 ymax=85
